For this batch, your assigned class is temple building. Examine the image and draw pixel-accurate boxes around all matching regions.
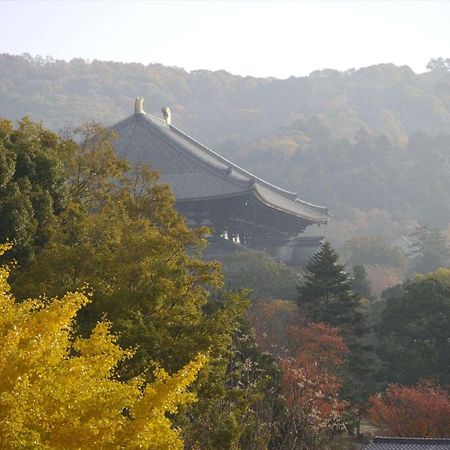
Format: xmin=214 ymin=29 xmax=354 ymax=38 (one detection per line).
xmin=111 ymin=97 xmax=329 ymax=265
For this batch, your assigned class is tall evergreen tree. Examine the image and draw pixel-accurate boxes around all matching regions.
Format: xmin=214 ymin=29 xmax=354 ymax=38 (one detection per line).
xmin=297 ymin=242 xmax=366 ymax=338
xmin=353 ymin=264 xmax=375 ymax=301
xmin=297 ymin=242 xmax=373 ymax=419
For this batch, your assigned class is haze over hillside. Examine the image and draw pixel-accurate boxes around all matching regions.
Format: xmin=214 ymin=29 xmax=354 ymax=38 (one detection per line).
xmin=3 ymin=54 xmax=450 ymax=140
xmin=1 ymin=53 xmax=450 ymax=238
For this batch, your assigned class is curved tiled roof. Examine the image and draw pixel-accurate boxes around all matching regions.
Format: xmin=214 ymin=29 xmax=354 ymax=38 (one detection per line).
xmin=364 ymin=437 xmax=450 ymax=450
xmin=112 ymin=110 xmax=328 ymax=223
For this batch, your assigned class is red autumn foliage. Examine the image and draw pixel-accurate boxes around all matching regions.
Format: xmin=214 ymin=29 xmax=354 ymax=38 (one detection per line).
xmin=369 ymin=383 xmax=450 ymax=437
xmin=247 ymin=299 xmax=299 ymax=354
xmin=279 ymin=323 xmax=349 ymax=448
xmin=288 ymin=322 xmax=348 ymax=368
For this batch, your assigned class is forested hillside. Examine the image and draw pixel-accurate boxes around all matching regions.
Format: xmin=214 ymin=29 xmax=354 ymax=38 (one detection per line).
xmin=4 ymin=54 xmax=450 ymax=141
xmin=1 ymin=53 xmax=450 ymax=238
xmin=2 ymin=54 xmax=450 ymax=447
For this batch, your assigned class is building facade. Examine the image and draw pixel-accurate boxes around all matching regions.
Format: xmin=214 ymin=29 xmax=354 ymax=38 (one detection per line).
xmin=112 ymin=98 xmax=329 ymax=265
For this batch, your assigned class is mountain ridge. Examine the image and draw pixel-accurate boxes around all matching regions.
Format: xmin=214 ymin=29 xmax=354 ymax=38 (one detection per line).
xmin=1 ymin=53 xmax=450 ymax=236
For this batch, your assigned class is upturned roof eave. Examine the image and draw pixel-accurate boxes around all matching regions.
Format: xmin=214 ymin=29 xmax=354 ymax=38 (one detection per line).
xmin=177 ymin=187 xmax=328 ymax=223
xmin=166 ymin=120 xmax=328 ymax=219
xmin=168 ymin=123 xmax=300 ymax=198
xmin=252 ymin=186 xmax=329 ymax=223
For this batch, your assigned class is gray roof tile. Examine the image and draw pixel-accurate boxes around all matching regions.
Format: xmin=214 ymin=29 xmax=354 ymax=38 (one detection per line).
xmin=112 ymin=112 xmax=328 ymax=223
xmin=364 ymin=437 xmax=450 ymax=450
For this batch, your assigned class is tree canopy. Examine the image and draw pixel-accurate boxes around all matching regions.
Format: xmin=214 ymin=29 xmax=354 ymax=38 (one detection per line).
xmin=0 ymin=243 xmax=206 ymax=450
xmin=0 ymin=118 xmax=284 ymax=449
xmin=297 ymin=242 xmax=373 ymax=409
xmin=0 ymin=118 xmax=68 ymax=262
xmin=377 ymin=268 xmax=450 ymax=385
xmin=369 ymin=382 xmax=450 ymax=438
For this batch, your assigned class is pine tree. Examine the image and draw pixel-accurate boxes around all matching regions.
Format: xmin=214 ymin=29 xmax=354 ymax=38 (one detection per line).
xmin=297 ymin=242 xmax=366 ymax=338
xmin=297 ymin=242 xmax=373 ymax=419
xmin=353 ymin=264 xmax=375 ymax=301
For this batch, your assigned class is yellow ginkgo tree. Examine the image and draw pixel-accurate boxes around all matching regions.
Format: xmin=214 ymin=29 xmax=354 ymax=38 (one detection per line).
xmin=0 ymin=243 xmax=206 ymax=450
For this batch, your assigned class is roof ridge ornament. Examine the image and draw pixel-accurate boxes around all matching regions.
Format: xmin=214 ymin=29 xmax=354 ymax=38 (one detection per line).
xmin=162 ymin=107 xmax=172 ymax=125
xmin=135 ymin=97 xmax=144 ymax=114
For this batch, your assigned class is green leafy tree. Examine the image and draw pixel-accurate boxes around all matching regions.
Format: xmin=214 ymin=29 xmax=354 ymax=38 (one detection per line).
xmin=180 ymin=311 xmax=284 ymax=450
xmin=0 ymin=118 xmax=68 ymax=262
xmin=222 ymin=250 xmax=302 ymax=301
xmin=426 ymin=57 xmax=450 ymax=72
xmin=377 ymin=268 xmax=450 ymax=385
xmin=13 ymin=124 xmax=223 ymax=375
xmin=10 ymin=121 xmax=272 ymax=447
xmin=341 ymin=236 xmax=408 ymax=271
xmin=409 ymin=225 xmax=450 ymax=274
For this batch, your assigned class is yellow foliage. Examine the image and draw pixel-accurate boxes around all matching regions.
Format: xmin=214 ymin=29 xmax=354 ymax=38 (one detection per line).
xmin=414 ymin=268 xmax=450 ymax=287
xmin=0 ymin=243 xmax=206 ymax=449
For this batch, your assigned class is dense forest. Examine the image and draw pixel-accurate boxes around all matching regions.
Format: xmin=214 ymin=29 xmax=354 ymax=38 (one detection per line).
xmin=1 ymin=53 xmax=450 ymax=237
xmin=1 ymin=54 xmax=450 ymax=448
xmin=1 ymin=53 xmax=449 ymax=282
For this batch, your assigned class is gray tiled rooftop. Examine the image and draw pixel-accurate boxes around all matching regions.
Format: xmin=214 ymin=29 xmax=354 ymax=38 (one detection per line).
xmin=112 ymin=111 xmax=328 ymax=223
xmin=364 ymin=437 xmax=450 ymax=450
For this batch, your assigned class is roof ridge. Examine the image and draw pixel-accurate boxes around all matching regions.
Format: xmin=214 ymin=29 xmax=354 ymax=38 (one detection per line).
xmin=374 ymin=436 xmax=450 ymax=444
xmin=167 ymin=123 xmax=328 ymax=215
xmin=294 ymin=197 xmax=328 ymax=214
xmin=134 ymin=113 xmax=250 ymax=190
xmin=143 ymin=112 xmax=168 ymax=127
xmin=168 ymin=123 xmax=300 ymax=198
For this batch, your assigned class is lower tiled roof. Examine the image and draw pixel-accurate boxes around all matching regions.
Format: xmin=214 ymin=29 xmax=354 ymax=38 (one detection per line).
xmin=364 ymin=437 xmax=450 ymax=450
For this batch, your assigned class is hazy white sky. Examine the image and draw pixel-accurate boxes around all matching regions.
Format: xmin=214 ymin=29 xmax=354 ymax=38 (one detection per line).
xmin=0 ymin=0 xmax=449 ymax=78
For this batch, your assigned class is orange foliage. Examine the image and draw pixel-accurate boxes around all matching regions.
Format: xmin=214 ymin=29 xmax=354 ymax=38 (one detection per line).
xmin=279 ymin=323 xmax=349 ymax=437
xmin=288 ymin=323 xmax=348 ymax=368
xmin=247 ymin=300 xmax=299 ymax=354
xmin=369 ymin=383 xmax=450 ymax=437
xmin=248 ymin=301 xmax=350 ymax=443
